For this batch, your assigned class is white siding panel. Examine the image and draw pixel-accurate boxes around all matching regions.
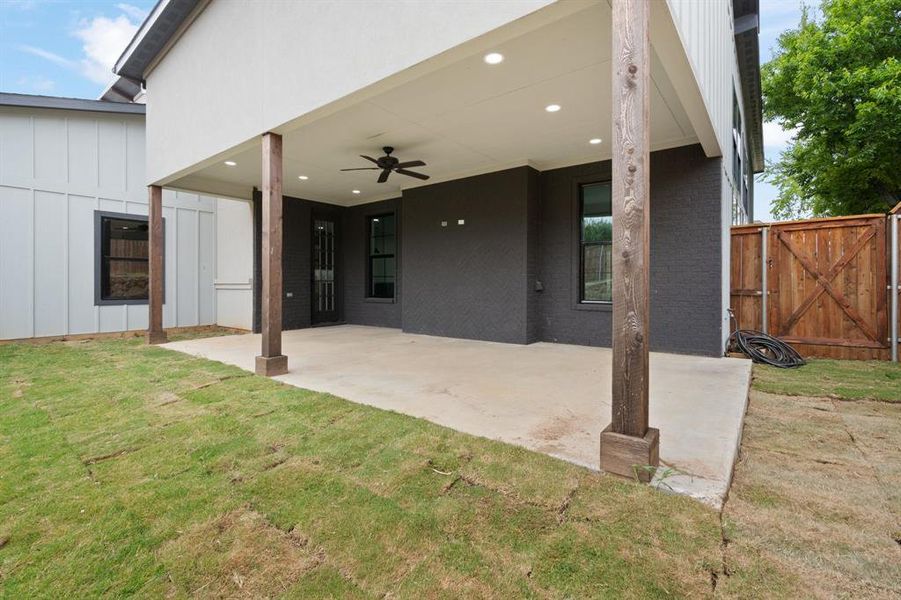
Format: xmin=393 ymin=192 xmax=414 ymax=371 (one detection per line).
xmin=126 ymin=121 xmax=145 ymax=197
xmin=176 ymin=208 xmax=198 ymax=327
xmin=0 ymin=107 xmax=220 ymax=339
xmin=126 ymin=301 xmax=149 ymax=332
xmin=198 ymin=210 xmax=216 ymax=325
xmin=162 ymin=205 xmax=178 ymax=328
xmin=215 ymin=198 xmax=253 ymax=330
xmin=33 ymin=115 xmax=66 ymax=184
xmin=99 ymin=197 xmax=124 ymax=213
xmin=67 ymin=194 xmax=97 ymax=335
xmin=0 ymin=186 xmax=34 ymax=339
xmin=33 ymin=190 xmax=67 ymax=337
xmin=98 ymin=304 xmax=126 ymax=333
xmin=666 ymin=0 xmax=733 ymax=152
xmin=98 ymin=120 xmax=126 ymax=193
xmin=0 ymin=113 xmax=33 ymax=183
xmin=68 ymin=118 xmax=98 ymax=190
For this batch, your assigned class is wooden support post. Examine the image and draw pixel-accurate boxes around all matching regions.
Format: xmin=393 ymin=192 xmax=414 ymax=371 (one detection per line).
xmin=146 ymin=184 xmax=167 ymax=345
xmin=600 ymin=0 xmax=659 ymax=482
xmin=255 ymin=132 xmax=288 ymax=376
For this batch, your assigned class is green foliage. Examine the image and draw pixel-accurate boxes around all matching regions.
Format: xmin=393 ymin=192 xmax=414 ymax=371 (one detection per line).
xmin=582 ymin=218 xmax=612 ymax=242
xmin=761 ymin=0 xmax=901 ymax=218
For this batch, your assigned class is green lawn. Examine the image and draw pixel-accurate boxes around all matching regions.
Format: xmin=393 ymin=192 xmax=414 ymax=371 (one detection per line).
xmin=753 ymin=358 xmax=901 ymax=402
xmin=4 ymin=336 xmax=898 ymax=598
xmin=0 ymin=335 xmax=794 ymax=598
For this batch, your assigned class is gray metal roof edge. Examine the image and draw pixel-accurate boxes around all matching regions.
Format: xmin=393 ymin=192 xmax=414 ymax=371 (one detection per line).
xmin=0 ymin=93 xmax=146 ymax=115
xmin=733 ymin=0 xmax=764 ymax=173
xmin=114 ymin=0 xmax=201 ymax=81
xmin=99 ymin=76 xmax=143 ymax=103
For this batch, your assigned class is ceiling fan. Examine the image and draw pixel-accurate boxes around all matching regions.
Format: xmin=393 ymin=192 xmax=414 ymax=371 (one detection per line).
xmin=340 ymin=146 xmax=429 ymax=183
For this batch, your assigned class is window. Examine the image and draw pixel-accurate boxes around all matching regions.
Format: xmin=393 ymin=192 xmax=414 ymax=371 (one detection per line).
xmin=95 ymin=212 xmax=155 ymax=304
xmin=367 ymin=213 xmax=395 ymax=299
xmin=732 ymin=88 xmax=743 ymax=190
xmin=580 ymin=182 xmax=613 ymax=303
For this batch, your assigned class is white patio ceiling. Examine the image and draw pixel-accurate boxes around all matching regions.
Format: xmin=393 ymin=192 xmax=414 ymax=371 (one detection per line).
xmin=169 ymin=2 xmax=698 ymax=206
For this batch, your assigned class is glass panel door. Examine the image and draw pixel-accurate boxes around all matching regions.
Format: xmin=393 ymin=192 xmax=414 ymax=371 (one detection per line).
xmin=312 ymin=218 xmax=338 ymax=323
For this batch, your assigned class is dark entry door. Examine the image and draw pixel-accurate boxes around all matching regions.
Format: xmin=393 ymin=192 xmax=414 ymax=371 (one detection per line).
xmin=312 ymin=216 xmax=339 ymax=324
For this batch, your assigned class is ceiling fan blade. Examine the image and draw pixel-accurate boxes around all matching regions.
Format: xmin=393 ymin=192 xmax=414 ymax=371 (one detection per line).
xmin=377 ymin=168 xmax=391 ymax=183
xmin=395 ymin=169 xmax=430 ymax=180
xmin=340 ymin=167 xmax=379 ymax=171
xmin=395 ymin=160 xmax=425 ymax=169
xmin=360 ymin=155 xmax=380 ymax=165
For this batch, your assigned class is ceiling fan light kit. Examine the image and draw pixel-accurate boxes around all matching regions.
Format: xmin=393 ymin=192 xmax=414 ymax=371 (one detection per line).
xmin=340 ymin=146 xmax=430 ymax=183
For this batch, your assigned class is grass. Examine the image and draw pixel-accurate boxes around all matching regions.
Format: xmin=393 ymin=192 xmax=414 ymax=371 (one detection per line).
xmin=720 ymin=359 xmax=901 ymax=599
xmin=753 ymin=358 xmax=901 ymax=402
xmin=2 ymin=336 xmax=898 ymax=597
xmin=0 ymin=334 xmax=796 ymax=598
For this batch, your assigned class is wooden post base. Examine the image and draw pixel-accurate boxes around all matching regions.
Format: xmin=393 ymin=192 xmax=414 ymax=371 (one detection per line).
xmin=600 ymin=425 xmax=660 ymax=482
xmin=146 ymin=330 xmax=168 ymax=345
xmin=255 ymin=355 xmax=288 ymax=377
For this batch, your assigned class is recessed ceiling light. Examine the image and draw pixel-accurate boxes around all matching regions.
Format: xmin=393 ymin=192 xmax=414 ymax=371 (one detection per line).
xmin=589 ymin=138 xmax=602 ymax=145
xmin=545 ymin=104 xmax=561 ymax=113
xmin=298 ymin=175 xmax=308 ymax=180
xmin=352 ymin=189 xmax=361 ymax=195
xmin=483 ymin=52 xmax=504 ymax=65
xmin=224 ymin=160 xmax=237 ymax=166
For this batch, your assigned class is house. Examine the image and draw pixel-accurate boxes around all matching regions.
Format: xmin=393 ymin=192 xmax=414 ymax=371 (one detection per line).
xmin=0 ymin=90 xmax=247 ymax=340
xmin=110 ymin=0 xmax=762 ymax=480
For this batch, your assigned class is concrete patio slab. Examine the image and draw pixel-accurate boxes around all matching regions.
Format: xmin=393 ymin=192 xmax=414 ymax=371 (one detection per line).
xmin=163 ymin=325 xmax=751 ymax=507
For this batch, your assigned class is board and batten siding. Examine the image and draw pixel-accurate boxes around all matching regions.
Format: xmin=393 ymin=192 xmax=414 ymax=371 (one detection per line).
xmin=0 ymin=106 xmax=217 ymax=340
xmin=666 ymin=0 xmax=742 ymax=349
xmin=214 ymin=197 xmax=253 ymax=330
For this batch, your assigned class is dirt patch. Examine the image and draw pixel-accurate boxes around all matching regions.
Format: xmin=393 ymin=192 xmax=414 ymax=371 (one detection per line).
xmin=147 ymin=390 xmax=208 ymax=424
xmin=158 ymin=508 xmax=325 ymax=598
xmin=720 ymin=390 xmax=901 ymax=599
xmin=11 ymin=377 xmax=29 ymax=398
xmin=529 ymin=414 xmax=582 ymax=442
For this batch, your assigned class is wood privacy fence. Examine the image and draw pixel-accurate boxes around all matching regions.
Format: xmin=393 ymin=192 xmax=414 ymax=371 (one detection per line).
xmin=731 ymin=212 xmax=901 ymax=360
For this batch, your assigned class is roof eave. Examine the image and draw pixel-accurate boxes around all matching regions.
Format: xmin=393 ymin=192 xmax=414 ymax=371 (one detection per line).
xmin=733 ymin=0 xmax=764 ymax=173
xmin=0 ymin=93 xmax=146 ymax=115
xmin=114 ymin=0 xmax=201 ymax=82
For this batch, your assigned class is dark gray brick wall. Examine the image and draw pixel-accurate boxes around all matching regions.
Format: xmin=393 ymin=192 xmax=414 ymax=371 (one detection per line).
xmin=342 ymin=198 xmax=402 ymax=328
xmin=525 ymin=167 xmax=541 ymax=344
xmin=252 ymin=192 xmax=341 ymax=332
xmin=251 ymin=145 xmax=723 ymax=355
xmin=537 ymin=144 xmax=724 ymax=356
xmin=401 ymin=167 xmax=536 ymax=344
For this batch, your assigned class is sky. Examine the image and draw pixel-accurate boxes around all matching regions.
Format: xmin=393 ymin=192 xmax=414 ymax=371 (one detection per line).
xmin=0 ymin=0 xmax=154 ymax=99
xmin=0 ymin=0 xmax=805 ymax=221
xmin=755 ymin=0 xmax=808 ymax=221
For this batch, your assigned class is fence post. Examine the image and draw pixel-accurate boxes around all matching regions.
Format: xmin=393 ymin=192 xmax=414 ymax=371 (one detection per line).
xmin=761 ymin=227 xmax=768 ymax=334
xmin=891 ymin=214 xmax=899 ymax=362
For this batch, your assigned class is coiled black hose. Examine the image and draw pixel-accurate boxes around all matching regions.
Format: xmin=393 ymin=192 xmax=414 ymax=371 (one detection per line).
xmin=727 ymin=310 xmax=806 ymax=368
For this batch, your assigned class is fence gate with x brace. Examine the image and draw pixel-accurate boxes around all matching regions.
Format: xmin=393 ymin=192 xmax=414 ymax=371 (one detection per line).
xmin=731 ymin=214 xmax=900 ymax=361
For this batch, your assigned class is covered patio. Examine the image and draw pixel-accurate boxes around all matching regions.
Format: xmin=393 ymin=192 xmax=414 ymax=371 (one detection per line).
xmin=131 ymin=0 xmax=741 ymax=490
xmin=164 ymin=326 xmax=751 ymax=507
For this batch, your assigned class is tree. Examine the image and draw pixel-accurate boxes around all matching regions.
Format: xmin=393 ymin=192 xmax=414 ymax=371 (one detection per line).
xmin=761 ymin=0 xmax=901 ymax=219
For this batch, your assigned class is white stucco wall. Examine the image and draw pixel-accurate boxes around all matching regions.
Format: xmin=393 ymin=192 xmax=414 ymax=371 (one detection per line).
xmin=145 ymin=0 xmax=555 ymax=184
xmin=0 ymin=106 xmax=217 ymax=340
xmin=214 ymin=198 xmax=253 ymax=330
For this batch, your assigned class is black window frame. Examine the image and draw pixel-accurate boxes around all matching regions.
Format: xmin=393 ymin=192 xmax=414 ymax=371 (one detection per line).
xmin=579 ymin=181 xmax=613 ymax=305
xmin=366 ymin=212 xmax=396 ymax=301
xmin=93 ymin=210 xmax=164 ymax=306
